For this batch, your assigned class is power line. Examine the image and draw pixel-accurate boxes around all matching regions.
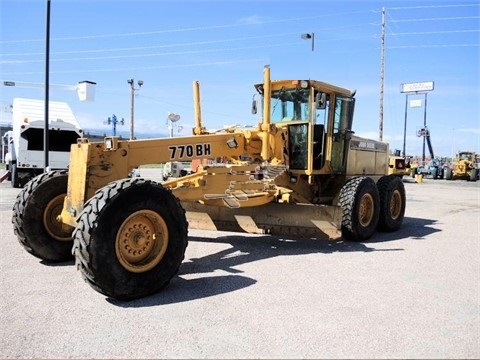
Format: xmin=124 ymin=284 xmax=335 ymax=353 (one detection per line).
xmin=388 ymin=29 xmax=479 ymax=36
xmin=387 ymin=43 xmax=479 ymax=49
xmin=3 ymin=58 xmax=269 ymax=76
xmin=1 ymin=42 xmax=302 ymax=65
xmin=0 ymin=32 xmax=302 ymax=57
xmin=1 ymin=21 xmax=376 ymax=58
xmin=388 ymin=3 xmax=479 ymax=10
xmin=389 ymin=16 xmax=479 ymax=23
xmin=0 ymin=10 xmax=373 ymax=44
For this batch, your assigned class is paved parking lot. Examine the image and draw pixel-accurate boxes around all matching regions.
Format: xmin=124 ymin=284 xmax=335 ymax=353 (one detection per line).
xmin=0 ymin=173 xmax=479 ymax=359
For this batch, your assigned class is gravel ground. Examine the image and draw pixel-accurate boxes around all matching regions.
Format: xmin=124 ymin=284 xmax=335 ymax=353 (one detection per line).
xmin=0 ymin=172 xmax=479 ymax=359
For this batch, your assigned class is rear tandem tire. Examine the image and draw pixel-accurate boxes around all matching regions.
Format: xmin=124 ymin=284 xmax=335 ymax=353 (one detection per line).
xmin=339 ymin=177 xmax=380 ymax=241
xmin=73 ymin=178 xmax=188 ymax=300
xmin=12 ymin=170 xmax=74 ymax=262
xmin=445 ymin=167 xmax=453 ymax=180
xmin=377 ymin=175 xmax=406 ymax=232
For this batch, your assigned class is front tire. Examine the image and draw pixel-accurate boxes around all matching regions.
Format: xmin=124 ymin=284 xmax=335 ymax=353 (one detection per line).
xmin=73 ymin=178 xmax=188 ymax=300
xmin=12 ymin=170 xmax=74 ymax=261
xmin=445 ymin=167 xmax=453 ymax=180
xmin=377 ymin=175 xmax=406 ymax=232
xmin=469 ymin=169 xmax=478 ymax=182
xmin=339 ymin=177 xmax=380 ymax=241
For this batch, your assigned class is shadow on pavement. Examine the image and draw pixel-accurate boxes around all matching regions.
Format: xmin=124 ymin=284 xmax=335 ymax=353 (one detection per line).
xmin=109 ymin=216 xmax=440 ymax=307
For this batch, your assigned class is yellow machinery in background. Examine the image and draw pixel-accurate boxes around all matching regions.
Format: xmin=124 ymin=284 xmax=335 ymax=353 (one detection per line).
xmin=445 ymin=151 xmax=478 ymax=181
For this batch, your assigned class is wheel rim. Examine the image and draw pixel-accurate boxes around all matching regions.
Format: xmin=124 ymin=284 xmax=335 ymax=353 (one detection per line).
xmin=116 ymin=210 xmax=169 ymax=273
xmin=43 ymin=194 xmax=74 ymax=241
xmin=358 ymin=193 xmax=375 ymax=227
xmin=390 ymin=189 xmax=402 ymax=220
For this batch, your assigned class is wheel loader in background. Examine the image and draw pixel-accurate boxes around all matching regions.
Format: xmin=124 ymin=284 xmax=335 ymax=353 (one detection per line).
xmin=12 ymin=66 xmax=406 ymax=300
xmin=445 ymin=151 xmax=478 ymax=181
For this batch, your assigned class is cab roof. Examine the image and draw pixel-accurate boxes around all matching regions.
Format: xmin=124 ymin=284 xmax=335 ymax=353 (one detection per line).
xmin=254 ymin=79 xmax=354 ymax=97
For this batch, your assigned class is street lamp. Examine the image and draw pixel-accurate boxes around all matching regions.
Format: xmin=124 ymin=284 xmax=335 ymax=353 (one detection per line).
xmin=127 ymin=78 xmax=143 ymax=140
xmin=301 ymin=32 xmax=315 ymax=51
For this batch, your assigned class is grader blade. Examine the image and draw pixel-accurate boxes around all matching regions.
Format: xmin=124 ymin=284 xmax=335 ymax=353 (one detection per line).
xmin=182 ymin=202 xmax=342 ymax=240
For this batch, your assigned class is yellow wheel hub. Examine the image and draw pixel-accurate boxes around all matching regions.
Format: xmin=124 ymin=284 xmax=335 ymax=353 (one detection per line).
xmin=43 ymin=194 xmax=74 ymax=241
xmin=116 ymin=210 xmax=169 ymax=273
xmin=359 ymin=193 xmax=375 ymax=227
xmin=390 ymin=189 xmax=402 ymax=220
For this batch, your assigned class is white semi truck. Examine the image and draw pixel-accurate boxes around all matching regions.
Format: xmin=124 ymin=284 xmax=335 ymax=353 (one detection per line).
xmin=2 ymin=98 xmax=83 ymax=187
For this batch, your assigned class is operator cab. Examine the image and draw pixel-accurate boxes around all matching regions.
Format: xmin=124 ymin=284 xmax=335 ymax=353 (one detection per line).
xmin=253 ymin=79 xmax=355 ymax=174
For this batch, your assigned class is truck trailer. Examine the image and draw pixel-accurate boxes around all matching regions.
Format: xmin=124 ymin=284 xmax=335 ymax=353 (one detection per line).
xmin=2 ymin=98 xmax=83 ymax=187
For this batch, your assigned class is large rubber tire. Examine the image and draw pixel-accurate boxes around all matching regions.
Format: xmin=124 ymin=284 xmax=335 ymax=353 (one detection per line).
xmin=12 ymin=170 xmax=74 ymax=262
xmin=469 ymin=169 xmax=478 ymax=182
xmin=73 ymin=178 xmax=188 ymax=300
xmin=339 ymin=177 xmax=380 ymax=241
xmin=445 ymin=167 xmax=453 ymax=180
xmin=377 ymin=175 xmax=406 ymax=232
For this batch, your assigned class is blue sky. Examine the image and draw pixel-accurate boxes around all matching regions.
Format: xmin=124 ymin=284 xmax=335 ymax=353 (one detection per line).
xmin=1 ymin=0 xmax=479 ymax=157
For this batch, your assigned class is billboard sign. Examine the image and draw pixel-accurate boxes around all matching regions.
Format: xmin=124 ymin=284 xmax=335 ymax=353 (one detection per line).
xmin=401 ymin=81 xmax=434 ymax=93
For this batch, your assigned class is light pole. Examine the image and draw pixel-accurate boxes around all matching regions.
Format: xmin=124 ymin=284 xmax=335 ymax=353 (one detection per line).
xmin=301 ymin=32 xmax=314 ymax=51
xmin=127 ymin=79 xmax=143 ymax=140
xmin=44 ymin=0 xmax=51 ymax=171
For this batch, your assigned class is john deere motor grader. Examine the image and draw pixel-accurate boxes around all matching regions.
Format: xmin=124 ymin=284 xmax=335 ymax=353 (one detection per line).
xmin=12 ymin=66 xmax=406 ymax=300
xmin=444 ymin=151 xmax=478 ymax=181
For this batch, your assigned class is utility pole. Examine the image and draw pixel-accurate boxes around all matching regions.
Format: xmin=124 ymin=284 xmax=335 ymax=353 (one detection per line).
xmin=379 ymin=6 xmax=386 ymax=142
xmin=127 ymin=79 xmax=143 ymax=140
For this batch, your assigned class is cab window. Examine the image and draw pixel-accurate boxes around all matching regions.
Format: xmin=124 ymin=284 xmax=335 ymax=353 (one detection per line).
xmin=271 ymin=88 xmax=310 ymax=123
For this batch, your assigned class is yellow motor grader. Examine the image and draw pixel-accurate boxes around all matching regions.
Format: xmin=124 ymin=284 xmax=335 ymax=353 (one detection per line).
xmin=445 ymin=151 xmax=478 ymax=181
xmin=12 ymin=66 xmax=406 ymax=300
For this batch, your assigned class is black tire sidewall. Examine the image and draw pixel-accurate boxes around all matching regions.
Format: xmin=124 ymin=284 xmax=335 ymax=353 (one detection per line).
xmin=340 ymin=177 xmax=380 ymax=241
xmin=445 ymin=167 xmax=453 ymax=180
xmin=377 ymin=175 xmax=406 ymax=232
xmin=81 ymin=181 xmax=187 ymax=299
xmin=469 ymin=169 xmax=478 ymax=182
xmin=16 ymin=171 xmax=73 ymax=261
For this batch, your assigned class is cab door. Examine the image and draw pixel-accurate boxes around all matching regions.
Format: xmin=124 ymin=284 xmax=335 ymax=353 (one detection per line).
xmin=331 ymin=96 xmax=355 ymax=173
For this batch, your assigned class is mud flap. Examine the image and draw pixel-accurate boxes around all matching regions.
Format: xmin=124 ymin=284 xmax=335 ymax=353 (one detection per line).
xmin=182 ymin=201 xmax=342 ymax=240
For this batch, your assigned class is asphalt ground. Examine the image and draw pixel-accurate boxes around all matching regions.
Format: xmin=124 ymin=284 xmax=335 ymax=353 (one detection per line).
xmin=0 ymin=170 xmax=479 ymax=359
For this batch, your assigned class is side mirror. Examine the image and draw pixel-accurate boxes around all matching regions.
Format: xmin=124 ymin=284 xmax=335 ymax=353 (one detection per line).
xmin=251 ymin=96 xmax=258 ymax=114
xmin=315 ymin=92 xmax=327 ymax=109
